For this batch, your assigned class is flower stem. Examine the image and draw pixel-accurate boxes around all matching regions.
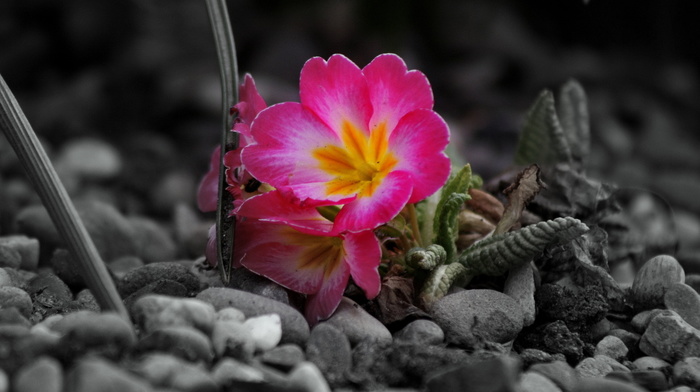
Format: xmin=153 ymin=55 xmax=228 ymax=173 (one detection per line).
xmin=0 ymin=74 xmax=130 ymax=324
xmin=408 ymin=203 xmax=423 ymax=247
xmin=205 ymin=0 xmax=239 ymax=284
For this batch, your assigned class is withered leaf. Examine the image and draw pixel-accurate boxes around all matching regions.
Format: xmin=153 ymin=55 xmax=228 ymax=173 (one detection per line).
xmin=465 ymin=188 xmax=505 ymax=224
xmin=494 ymin=164 xmax=544 ymax=235
xmin=373 ymin=275 xmax=429 ymax=327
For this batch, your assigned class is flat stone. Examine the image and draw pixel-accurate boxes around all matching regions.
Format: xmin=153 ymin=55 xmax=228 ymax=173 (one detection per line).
xmin=529 ymin=360 xmax=577 ymax=392
xmin=425 ymin=355 xmax=520 ymax=392
xmin=260 ymin=344 xmax=306 ymax=371
xmin=664 ymin=282 xmax=700 ymax=329
xmin=322 ymin=297 xmax=392 ymax=346
xmin=65 ymin=356 xmax=152 ymax=392
xmin=287 ymin=362 xmax=331 ymax=392
xmin=394 ymin=319 xmax=444 ymax=345
xmin=197 ymin=287 xmax=309 ymax=346
xmin=51 ymin=311 xmax=136 ymax=360
xmin=594 ymin=335 xmax=629 ymax=361
xmin=306 ymin=323 xmax=351 ymax=386
xmin=120 ymin=262 xmax=200 ymax=298
xmin=504 ymin=262 xmax=536 ymax=326
xmin=517 ymin=371 xmax=562 ymax=392
xmin=135 ymin=353 xmax=217 ymax=392
xmin=13 ymin=356 xmax=63 ymax=392
xmin=639 ymin=310 xmax=700 ymax=361
xmin=673 ymin=357 xmax=700 ymax=389
xmin=430 ymin=289 xmax=523 ymax=348
xmin=575 ymin=355 xmax=628 ymax=379
xmin=136 ymin=326 xmax=214 ymax=363
xmin=631 ymin=255 xmax=685 ymax=310
xmin=131 ymin=294 xmax=216 ymax=335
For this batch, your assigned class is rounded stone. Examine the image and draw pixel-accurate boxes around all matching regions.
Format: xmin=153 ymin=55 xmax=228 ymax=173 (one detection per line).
xmin=322 ymin=297 xmax=392 ymax=346
xmin=517 ymin=371 xmax=561 ymax=392
xmin=131 ymin=294 xmax=216 ymax=335
xmin=0 ymin=236 xmax=39 ymax=271
xmin=430 ymin=289 xmax=523 ymax=348
xmin=639 ymin=311 xmax=700 ymax=361
xmin=127 ymin=217 xmax=177 ymax=264
xmin=260 ymin=344 xmax=306 ymax=371
xmin=673 ymin=357 xmax=700 ymax=389
xmin=0 ymin=286 xmax=32 ymax=317
xmin=65 ymin=356 xmax=152 ymax=392
xmin=631 ymin=255 xmax=685 ymax=310
xmin=594 ymin=335 xmax=629 ymax=361
xmin=632 ymin=356 xmax=671 ymax=371
xmin=244 ymin=313 xmax=282 ymax=352
xmin=12 ymin=356 xmax=63 ymax=392
xmin=211 ymin=319 xmax=255 ymax=360
xmin=211 ymin=358 xmax=265 ymax=385
xmin=51 ymin=311 xmax=136 ymax=359
xmin=664 ymin=282 xmax=700 ymax=329
xmin=119 ymin=262 xmax=200 ymax=298
xmin=216 ymin=307 xmax=245 ymax=322
xmin=575 ymin=355 xmax=628 ymax=379
xmin=575 ymin=377 xmax=649 ymax=392
xmin=0 ymin=246 xmax=21 ymax=269
xmin=136 ymin=353 xmax=218 ymax=392
xmin=529 ymin=360 xmax=577 ymax=392
xmin=306 ymin=323 xmax=352 ymax=386
xmin=137 ymin=326 xmax=214 ymax=363
xmin=287 ymin=362 xmax=331 ymax=392
xmin=394 ymin=319 xmax=445 ymax=345
xmin=197 ymin=287 xmax=309 ymax=346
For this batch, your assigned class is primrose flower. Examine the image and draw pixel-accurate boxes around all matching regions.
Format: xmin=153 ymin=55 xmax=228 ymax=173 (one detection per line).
xmin=197 ymin=74 xmax=267 ymax=212
xmin=241 ymin=54 xmax=451 ymax=233
xmin=234 ymin=191 xmax=381 ymax=324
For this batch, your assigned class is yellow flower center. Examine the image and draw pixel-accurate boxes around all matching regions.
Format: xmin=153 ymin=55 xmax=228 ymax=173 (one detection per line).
xmin=313 ymin=121 xmax=398 ymax=198
xmin=284 ymin=229 xmax=345 ymax=278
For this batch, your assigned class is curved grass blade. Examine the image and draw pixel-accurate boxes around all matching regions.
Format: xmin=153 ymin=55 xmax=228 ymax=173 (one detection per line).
xmin=514 ymin=90 xmax=572 ymax=166
xmin=558 ymin=79 xmax=590 ymax=166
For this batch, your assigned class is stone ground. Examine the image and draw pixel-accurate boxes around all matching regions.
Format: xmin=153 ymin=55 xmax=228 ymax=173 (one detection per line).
xmin=2 ymin=1 xmax=700 ymax=391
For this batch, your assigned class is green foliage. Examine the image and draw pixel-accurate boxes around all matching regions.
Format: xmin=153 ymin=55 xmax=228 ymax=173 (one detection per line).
xmin=419 ymin=262 xmax=471 ymax=308
xmin=458 ymin=216 xmax=589 ymax=276
xmin=432 ymin=164 xmax=473 ymax=262
xmin=406 ymin=244 xmax=447 ymax=271
xmin=557 ymin=79 xmax=590 ymax=166
xmin=514 ymin=90 xmax=572 ymax=166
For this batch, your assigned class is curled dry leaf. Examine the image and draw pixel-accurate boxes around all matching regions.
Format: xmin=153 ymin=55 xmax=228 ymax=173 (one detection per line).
xmin=372 ymin=275 xmax=429 ymax=327
xmin=465 ymin=188 xmax=504 ymax=224
xmin=494 ymin=164 xmax=544 ymax=235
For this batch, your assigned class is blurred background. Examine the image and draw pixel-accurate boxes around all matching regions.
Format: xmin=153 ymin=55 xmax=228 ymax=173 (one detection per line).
xmin=1 ymin=0 xmax=700 ymax=256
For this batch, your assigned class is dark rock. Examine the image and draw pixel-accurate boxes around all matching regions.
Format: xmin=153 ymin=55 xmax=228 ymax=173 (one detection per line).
xmin=65 ymin=356 xmax=153 ymax=392
xmin=119 ymin=261 xmax=200 ymax=297
xmin=306 ymin=323 xmax=351 ymax=386
xmin=535 ymin=283 xmax=609 ymax=335
xmin=425 ymin=355 xmax=520 ymax=392
xmin=574 ymin=377 xmax=648 ymax=392
xmin=123 ymin=279 xmax=188 ymax=310
xmin=228 ymin=267 xmax=291 ymax=305
xmin=260 ymin=343 xmax=306 ymax=371
xmin=137 ymin=326 xmax=214 ymax=363
xmin=51 ymin=311 xmax=136 ymax=361
xmin=516 ymin=320 xmax=590 ymax=363
xmin=12 ymin=355 xmax=63 ymax=392
xmin=197 ymin=287 xmax=310 ymax=346
xmin=49 ymin=248 xmax=85 ymax=289
xmin=127 ymin=216 xmax=178 ymax=263
xmin=108 ymin=256 xmax=144 ymax=279
xmin=430 ymin=289 xmax=524 ymax=348
xmin=0 ymin=325 xmax=59 ymax=373
xmin=27 ymin=272 xmax=73 ymax=321
xmin=628 ymin=369 xmax=669 ymax=392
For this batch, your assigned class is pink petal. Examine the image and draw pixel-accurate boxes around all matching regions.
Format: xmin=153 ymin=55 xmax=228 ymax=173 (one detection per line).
xmin=333 ymin=170 xmax=413 ymax=233
xmin=237 ymin=74 xmax=267 ymax=125
xmin=242 ymin=102 xmax=348 ymax=204
xmin=197 ymin=147 xmax=221 ymax=212
xmin=343 ymin=230 xmax=382 ymax=299
xmin=389 ymin=109 xmax=451 ymax=203
xmin=235 ymin=191 xmax=335 ymax=235
xmin=363 ymin=54 xmax=434 ymax=133
xmin=235 ymin=220 xmax=326 ymax=295
xmin=304 ymin=261 xmax=350 ymax=324
xmin=299 ymin=55 xmax=372 ymax=137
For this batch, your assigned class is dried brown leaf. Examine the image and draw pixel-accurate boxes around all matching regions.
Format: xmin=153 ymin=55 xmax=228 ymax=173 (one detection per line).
xmin=465 ymin=188 xmax=505 ymax=224
xmin=494 ymin=164 xmax=544 ymax=235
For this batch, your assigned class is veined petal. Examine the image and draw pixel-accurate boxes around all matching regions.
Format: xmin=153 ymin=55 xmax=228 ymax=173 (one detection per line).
xmin=238 ymin=73 xmax=267 ymax=124
xmin=197 ymin=147 xmax=221 ymax=212
xmin=344 ymin=230 xmax=382 ymax=299
xmin=363 ymin=54 xmax=434 ymax=133
xmin=304 ymin=261 xmax=350 ymax=324
xmin=389 ymin=109 xmax=451 ymax=203
xmin=299 ymin=55 xmax=372 ymax=137
xmin=235 ymin=191 xmax=335 ymax=235
xmin=333 ymin=170 xmax=413 ymax=233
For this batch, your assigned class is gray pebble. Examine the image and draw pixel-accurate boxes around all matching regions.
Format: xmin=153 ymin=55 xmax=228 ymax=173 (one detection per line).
xmin=127 ymin=217 xmax=177 ymax=264
xmin=0 ymin=246 xmax=21 ymax=269
xmin=627 ymin=369 xmax=669 ymax=391
xmin=631 ymin=356 xmax=671 ymax=371
xmin=322 ymin=297 xmax=392 ymax=346
xmin=27 ymin=272 xmax=73 ymax=318
xmin=211 ymin=358 xmax=265 ymax=385
xmin=394 ymin=319 xmax=444 ymax=345
xmin=120 ymin=262 xmax=200 ymax=298
xmin=0 ymin=286 xmax=32 ymax=317
xmin=12 ymin=356 xmax=63 ymax=392
xmin=664 ymin=282 xmax=700 ymax=329
xmin=639 ymin=310 xmax=700 ymax=361
xmin=575 ymin=355 xmax=628 ymax=379
xmin=425 ymin=355 xmax=520 ymax=392
xmin=228 ymin=267 xmax=291 ymax=305
xmin=517 ymin=371 xmax=562 ymax=392
xmin=574 ymin=377 xmax=649 ymax=392
xmin=0 ymin=307 xmax=31 ymax=328
xmin=54 ymin=138 xmax=122 ymax=180
xmin=51 ymin=311 xmax=136 ymax=359
xmin=430 ymin=289 xmax=523 ymax=348
xmin=108 ymin=256 xmax=145 ymax=279
xmin=260 ymin=344 xmax=306 ymax=371
xmin=0 ymin=268 xmax=13 ymax=287
xmin=137 ymin=326 xmax=214 ymax=363
xmin=65 ymin=355 xmax=153 ymax=392
xmin=594 ymin=335 xmax=628 ymax=361
xmin=49 ymin=249 xmax=85 ymax=288
xmin=0 ymin=236 xmax=39 ymax=271
xmin=131 ymin=294 xmax=216 ymax=335
xmin=673 ymin=357 xmax=700 ymax=389
xmin=630 ymin=309 xmax=674 ymax=332
xmin=287 ymin=362 xmax=331 ymax=392
xmin=529 ymin=360 xmax=577 ymax=392
xmin=197 ymin=287 xmax=309 ymax=346
xmin=245 ymin=313 xmax=282 ymax=352
xmin=504 ymin=262 xmax=536 ymax=326
xmin=211 ymin=319 xmax=255 ymax=360
xmin=631 ymin=254 xmax=685 ymax=310
xmin=216 ymin=307 xmax=245 ymax=322
xmin=136 ymin=353 xmax=217 ymax=392
xmin=606 ymin=329 xmax=640 ymax=353
xmin=306 ymin=323 xmax=351 ymax=386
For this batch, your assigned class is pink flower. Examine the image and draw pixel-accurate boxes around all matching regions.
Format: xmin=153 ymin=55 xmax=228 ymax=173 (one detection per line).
xmin=234 ymin=191 xmax=381 ymax=324
xmin=197 ymin=74 xmax=267 ymax=212
xmin=241 ymin=54 xmax=451 ymax=233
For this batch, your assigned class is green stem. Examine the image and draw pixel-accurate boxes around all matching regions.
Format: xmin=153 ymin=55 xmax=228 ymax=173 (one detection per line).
xmin=205 ymin=0 xmax=239 ymax=284
xmin=0 ymin=74 xmax=130 ymax=324
xmin=408 ymin=203 xmax=423 ymax=247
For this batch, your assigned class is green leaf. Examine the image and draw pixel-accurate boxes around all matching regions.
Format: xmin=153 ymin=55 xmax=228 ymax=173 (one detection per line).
xmin=434 ymin=192 xmax=469 ymax=263
xmin=406 ymin=244 xmax=448 ymax=271
xmin=419 ymin=262 xmax=472 ymax=308
xmin=434 ymin=164 xmax=472 ymax=225
xmin=514 ymin=90 xmax=572 ymax=166
xmin=557 ymin=79 xmax=590 ymax=166
xmin=458 ymin=217 xmax=589 ymax=276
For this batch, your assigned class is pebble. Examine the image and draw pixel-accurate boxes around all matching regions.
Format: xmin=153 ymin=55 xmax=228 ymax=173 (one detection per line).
xmin=631 ymin=255 xmax=685 ymax=310
xmin=244 ymin=313 xmax=283 ymax=352
xmin=632 ymin=356 xmax=671 ymax=371
xmin=575 ymin=355 xmax=629 ymax=379
xmin=137 ymin=326 xmax=214 ymax=363
xmin=529 ymin=360 xmax=577 ymax=392
xmin=216 ymin=307 xmax=246 ymax=322
xmin=673 ymin=357 xmax=700 ymax=389
xmin=628 ymin=369 xmax=669 ymax=391
xmin=211 ymin=358 xmax=265 ymax=385
xmin=0 ymin=236 xmax=39 ymax=271
xmin=119 ymin=262 xmax=200 ymax=298
xmin=228 ymin=267 xmax=291 ymax=305
xmin=430 ymin=289 xmax=523 ymax=348
xmin=54 ymin=138 xmax=123 ymax=180
xmin=574 ymin=377 xmax=649 ymax=392
xmin=394 ymin=319 xmax=444 ymax=345
xmin=107 ymin=256 xmax=144 ymax=279
xmin=306 ymin=323 xmax=352 ymax=386
xmin=517 ymin=370 xmax=562 ymax=392
xmin=130 ymin=294 xmax=216 ymax=335
xmin=0 ymin=308 xmax=31 ymax=328
xmin=0 ymin=286 xmax=32 ymax=318
xmin=594 ymin=335 xmax=628 ymax=361
xmin=197 ymin=287 xmax=310 ymax=346
xmin=260 ymin=344 xmax=306 ymax=371
xmin=0 ymin=268 xmax=12 ymax=287
xmin=65 ymin=355 xmax=153 ymax=392
xmin=606 ymin=329 xmax=641 ymax=354
xmin=27 ymin=272 xmax=73 ymax=312
xmin=211 ymin=319 xmax=255 ymax=360
xmin=425 ymin=355 xmax=520 ymax=392
xmin=127 ymin=217 xmax=178 ymax=264
xmin=51 ymin=311 xmax=136 ymax=359
xmin=322 ymin=297 xmax=392 ymax=346
xmin=639 ymin=310 xmax=700 ymax=361
xmin=287 ymin=361 xmax=332 ymax=392
xmin=0 ymin=246 xmax=21 ymax=269
xmin=12 ymin=356 xmax=63 ymax=392
xmin=0 ymin=370 xmax=6 ymax=392
xmin=630 ymin=309 xmax=674 ymax=332
xmin=664 ymin=282 xmax=700 ymax=329
xmin=503 ymin=262 xmax=536 ymax=326
xmin=136 ymin=353 xmax=217 ymax=392
xmin=49 ymin=249 xmax=86 ymax=288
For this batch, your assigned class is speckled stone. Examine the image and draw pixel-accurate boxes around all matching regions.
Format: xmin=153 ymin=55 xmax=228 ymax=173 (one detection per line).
xmin=575 ymin=355 xmax=629 ymax=379
xmin=673 ymin=357 xmax=700 ymax=389
xmin=664 ymin=282 xmax=700 ymax=329
xmin=639 ymin=311 xmax=700 ymax=361
xmin=394 ymin=319 xmax=444 ymax=345
xmin=306 ymin=323 xmax=352 ymax=386
xmin=631 ymin=255 xmax=685 ymax=310
xmin=131 ymin=294 xmax=216 ymax=335
xmin=594 ymin=335 xmax=628 ymax=361
xmin=322 ymin=297 xmax=392 ymax=346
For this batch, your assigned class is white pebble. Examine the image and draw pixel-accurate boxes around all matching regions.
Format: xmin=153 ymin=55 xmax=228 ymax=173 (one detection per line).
xmin=244 ymin=314 xmax=282 ymax=352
